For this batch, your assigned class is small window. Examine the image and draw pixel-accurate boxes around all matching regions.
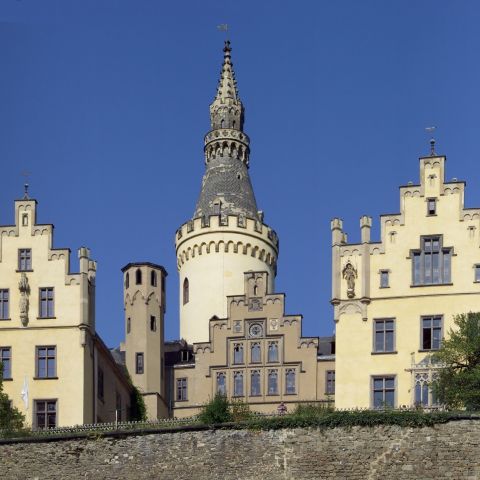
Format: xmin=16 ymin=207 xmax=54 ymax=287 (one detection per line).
xmin=326 ymin=370 xmax=335 ymax=395
xmin=267 ymin=370 xmax=278 ymax=395
xmin=135 ymin=269 xmax=142 ymax=285
xmin=267 ymin=342 xmax=279 ymax=362
xmin=18 ymin=249 xmax=32 ymax=271
xmin=475 ymin=265 xmax=480 ymax=283
xmin=22 ymin=214 xmax=28 ymax=226
xmin=35 ymin=400 xmax=57 ymax=430
xmin=39 ymin=288 xmax=54 ymax=318
xmin=0 ymin=347 xmax=12 ymax=379
xmin=151 ymin=270 xmax=157 ymax=287
xmin=427 ymin=198 xmax=437 ymax=215
xmin=372 ymin=376 xmax=395 ymax=408
xmin=97 ymin=367 xmax=104 ymax=401
xmin=150 ymin=315 xmax=156 ymax=332
xmin=251 ymin=343 xmax=261 ymax=363
xmin=127 ymin=317 xmax=131 ymax=334
xmin=374 ymin=319 xmax=395 ymax=353
xmin=0 ymin=289 xmax=9 ymax=320
xmin=183 ymin=278 xmax=189 ymax=305
xmin=285 ymin=369 xmax=296 ymax=394
xmin=135 ymin=352 xmax=144 ymax=374
xmin=216 ymin=372 xmax=226 ymax=395
xmin=421 ymin=316 xmax=442 ymax=350
xmin=176 ymin=378 xmax=187 ymax=401
xmin=125 ymin=273 xmax=129 ymax=289
xmin=36 ymin=346 xmax=56 ymax=378
xmin=233 ymin=371 xmax=244 ymax=396
xmin=380 ymin=270 xmax=389 ymax=288
xmin=250 ymin=370 xmax=261 ymax=396
xmin=233 ymin=344 xmax=244 ymax=364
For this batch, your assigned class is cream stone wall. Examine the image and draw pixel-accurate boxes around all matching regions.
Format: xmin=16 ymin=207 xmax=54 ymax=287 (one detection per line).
xmin=171 ymin=271 xmax=334 ymax=418
xmin=0 ymin=198 xmax=132 ymax=427
xmin=175 ymin=215 xmax=279 ymax=344
xmin=333 ymin=154 xmax=480 ymax=409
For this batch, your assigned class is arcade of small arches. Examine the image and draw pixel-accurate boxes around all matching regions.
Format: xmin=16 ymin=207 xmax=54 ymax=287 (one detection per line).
xmin=205 ymin=138 xmax=249 ymax=164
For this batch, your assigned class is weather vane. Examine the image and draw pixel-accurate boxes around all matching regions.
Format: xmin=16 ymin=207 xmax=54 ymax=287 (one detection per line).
xmin=21 ymin=170 xmax=31 ymax=199
xmin=425 ymin=126 xmax=436 ymax=156
xmin=217 ymin=24 xmax=229 ymax=38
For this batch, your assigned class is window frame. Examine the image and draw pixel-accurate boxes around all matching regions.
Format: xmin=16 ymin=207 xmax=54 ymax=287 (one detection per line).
xmin=411 ymin=235 xmax=452 ymax=286
xmin=474 ymin=264 xmax=480 ymax=283
xmin=151 ymin=270 xmax=157 ymax=287
xmin=34 ymin=399 xmax=57 ymax=430
xmin=216 ymin=372 xmax=226 ymax=395
xmin=176 ymin=377 xmax=188 ymax=401
xmin=135 ymin=352 xmax=144 ymax=374
xmin=135 ymin=268 xmax=142 ymax=285
xmin=267 ymin=341 xmax=279 ymax=363
xmin=150 ymin=315 xmax=157 ymax=332
xmin=35 ymin=346 xmax=57 ymax=379
xmin=379 ymin=270 xmax=390 ymax=289
xmin=233 ymin=343 xmax=244 ymax=365
xmin=427 ymin=198 xmax=437 ymax=216
xmin=233 ymin=371 xmax=244 ymax=397
xmin=0 ymin=347 xmax=12 ymax=379
xmin=325 ymin=370 xmax=335 ymax=395
xmin=371 ymin=375 xmax=396 ymax=409
xmin=18 ymin=248 xmax=32 ymax=271
xmin=183 ymin=278 xmax=189 ymax=305
xmin=250 ymin=342 xmax=261 ymax=364
xmin=0 ymin=289 xmax=9 ymax=320
xmin=420 ymin=315 xmax=443 ymax=351
xmin=285 ymin=368 xmax=296 ymax=395
xmin=38 ymin=287 xmax=55 ymax=318
xmin=267 ymin=369 xmax=278 ymax=396
xmin=250 ymin=370 xmax=261 ymax=397
xmin=373 ymin=318 xmax=396 ymax=353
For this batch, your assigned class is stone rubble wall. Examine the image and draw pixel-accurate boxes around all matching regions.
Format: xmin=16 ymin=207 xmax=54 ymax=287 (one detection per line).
xmin=1 ymin=420 xmax=480 ymax=479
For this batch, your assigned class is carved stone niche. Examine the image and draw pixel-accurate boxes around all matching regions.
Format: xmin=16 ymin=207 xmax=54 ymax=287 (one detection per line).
xmin=342 ymin=261 xmax=357 ymax=299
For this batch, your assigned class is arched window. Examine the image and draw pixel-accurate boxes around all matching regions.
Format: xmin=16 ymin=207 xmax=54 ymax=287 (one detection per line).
xmin=251 ymin=370 xmax=261 ymax=396
xmin=233 ymin=371 xmax=243 ymax=397
xmin=251 ymin=343 xmax=261 ymax=363
xmin=183 ymin=278 xmax=189 ymax=305
xmin=233 ymin=343 xmax=244 ymax=364
xmin=286 ymin=369 xmax=296 ymax=395
xmin=268 ymin=342 xmax=279 ymax=363
xmin=125 ymin=273 xmax=129 ymax=289
xmin=151 ymin=270 xmax=157 ymax=287
xmin=268 ymin=370 xmax=278 ymax=395
xmin=216 ymin=372 xmax=226 ymax=395
xmin=135 ymin=269 xmax=142 ymax=285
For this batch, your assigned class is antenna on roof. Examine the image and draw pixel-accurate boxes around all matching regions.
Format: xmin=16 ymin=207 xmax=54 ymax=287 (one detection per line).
xmin=425 ymin=126 xmax=436 ymax=156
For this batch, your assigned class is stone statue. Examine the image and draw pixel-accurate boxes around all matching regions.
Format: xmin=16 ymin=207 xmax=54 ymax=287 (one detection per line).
xmin=18 ymin=272 xmax=30 ymax=327
xmin=342 ymin=261 xmax=357 ymax=299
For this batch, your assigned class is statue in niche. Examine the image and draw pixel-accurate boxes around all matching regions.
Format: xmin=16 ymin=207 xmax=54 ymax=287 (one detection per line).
xmin=19 ymin=272 xmax=30 ymax=326
xmin=342 ymin=261 xmax=357 ymax=299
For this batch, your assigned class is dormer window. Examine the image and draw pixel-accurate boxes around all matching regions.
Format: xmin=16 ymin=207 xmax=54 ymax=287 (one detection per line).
xmin=427 ymin=198 xmax=437 ymax=216
xmin=412 ymin=236 xmax=452 ymax=285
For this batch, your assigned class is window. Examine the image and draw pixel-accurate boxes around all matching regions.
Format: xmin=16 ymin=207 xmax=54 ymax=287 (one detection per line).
xmin=267 ymin=342 xmax=279 ymax=362
xmin=326 ymin=370 xmax=335 ymax=395
xmin=251 ymin=343 xmax=261 ymax=363
xmin=380 ymin=270 xmax=389 ymax=288
xmin=268 ymin=370 xmax=278 ymax=395
xmin=0 ymin=347 xmax=11 ymax=379
xmin=35 ymin=400 xmax=57 ymax=429
xmin=176 ymin=378 xmax=187 ymax=401
xmin=475 ymin=265 xmax=480 ymax=283
xmin=36 ymin=346 xmax=56 ymax=378
xmin=125 ymin=273 xmax=129 ymax=289
xmin=22 ymin=214 xmax=28 ymax=226
xmin=233 ymin=343 xmax=244 ymax=364
xmin=427 ymin=198 xmax=437 ymax=215
xmin=374 ymin=319 xmax=395 ymax=353
xmin=150 ymin=315 xmax=156 ymax=332
xmin=250 ymin=370 xmax=261 ymax=396
xmin=372 ymin=376 xmax=395 ymax=408
xmin=216 ymin=372 xmax=226 ymax=395
xmin=135 ymin=353 xmax=144 ymax=374
xmin=183 ymin=278 xmax=189 ymax=305
xmin=151 ymin=270 xmax=157 ymax=287
xmin=97 ymin=367 xmax=104 ymax=401
xmin=414 ymin=372 xmax=439 ymax=407
xmin=0 ymin=289 xmax=9 ymax=319
xmin=285 ymin=369 xmax=296 ymax=395
xmin=39 ymin=288 xmax=54 ymax=318
xmin=421 ymin=316 xmax=442 ymax=350
xmin=135 ymin=268 xmax=142 ymax=285
xmin=233 ymin=371 xmax=243 ymax=396
xmin=127 ymin=317 xmax=131 ymax=334
xmin=18 ymin=249 xmax=32 ymax=271
xmin=412 ymin=236 xmax=452 ymax=285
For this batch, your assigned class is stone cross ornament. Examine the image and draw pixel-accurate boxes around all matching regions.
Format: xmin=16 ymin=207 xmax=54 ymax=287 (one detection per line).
xmin=18 ymin=272 xmax=30 ymax=326
xmin=342 ymin=261 xmax=357 ymax=299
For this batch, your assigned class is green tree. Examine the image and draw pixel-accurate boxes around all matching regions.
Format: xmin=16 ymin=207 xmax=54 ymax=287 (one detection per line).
xmin=0 ymin=364 xmax=25 ymax=433
xmin=198 ymin=393 xmax=232 ymax=424
xmin=432 ymin=312 xmax=480 ymax=410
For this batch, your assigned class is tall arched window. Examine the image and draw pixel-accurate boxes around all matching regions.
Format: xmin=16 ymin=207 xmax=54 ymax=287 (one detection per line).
xmin=216 ymin=372 xmax=226 ymax=395
xmin=135 ymin=269 xmax=142 ymax=285
xmin=268 ymin=370 xmax=278 ymax=395
xmin=251 ymin=343 xmax=261 ymax=363
xmin=151 ymin=270 xmax=157 ymax=287
xmin=183 ymin=278 xmax=189 ymax=305
xmin=251 ymin=370 xmax=261 ymax=396
xmin=125 ymin=273 xmax=129 ymax=289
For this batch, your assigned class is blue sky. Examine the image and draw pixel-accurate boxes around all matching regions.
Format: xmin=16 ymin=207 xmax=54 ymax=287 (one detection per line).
xmin=1 ymin=0 xmax=479 ymax=347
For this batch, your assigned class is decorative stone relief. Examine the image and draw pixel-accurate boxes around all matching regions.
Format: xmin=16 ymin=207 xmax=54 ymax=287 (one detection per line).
xmin=18 ymin=272 xmax=30 ymax=326
xmin=233 ymin=320 xmax=242 ymax=333
xmin=342 ymin=261 xmax=357 ymax=298
xmin=248 ymin=297 xmax=263 ymax=312
xmin=269 ymin=318 xmax=279 ymax=331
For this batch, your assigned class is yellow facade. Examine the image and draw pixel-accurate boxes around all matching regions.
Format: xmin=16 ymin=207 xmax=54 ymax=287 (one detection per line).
xmin=0 ymin=197 xmax=131 ymax=427
xmin=333 ymin=153 xmax=480 ymax=409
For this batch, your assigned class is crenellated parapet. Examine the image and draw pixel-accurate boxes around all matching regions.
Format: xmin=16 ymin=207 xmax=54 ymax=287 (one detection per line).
xmin=204 ymin=128 xmax=250 ymax=165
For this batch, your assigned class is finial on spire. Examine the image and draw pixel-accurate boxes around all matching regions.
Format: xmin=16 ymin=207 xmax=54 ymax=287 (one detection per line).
xmin=425 ymin=126 xmax=436 ymax=156
xmin=21 ymin=170 xmax=31 ymax=199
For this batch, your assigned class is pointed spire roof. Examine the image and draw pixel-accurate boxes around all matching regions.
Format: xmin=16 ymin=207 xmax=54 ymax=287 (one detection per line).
xmin=214 ymin=41 xmax=240 ymax=103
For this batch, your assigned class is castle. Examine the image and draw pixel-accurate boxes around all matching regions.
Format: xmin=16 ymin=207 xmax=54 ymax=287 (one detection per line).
xmin=1 ymin=41 xmax=479 ymax=427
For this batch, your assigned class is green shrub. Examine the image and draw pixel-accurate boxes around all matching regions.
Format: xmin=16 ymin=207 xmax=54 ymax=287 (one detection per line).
xmin=198 ymin=393 xmax=232 ymax=424
xmin=292 ymin=402 xmax=334 ymax=418
xmin=0 ymin=364 xmax=25 ymax=435
xmin=130 ymin=386 xmax=147 ymax=421
xmin=230 ymin=398 xmax=251 ymax=422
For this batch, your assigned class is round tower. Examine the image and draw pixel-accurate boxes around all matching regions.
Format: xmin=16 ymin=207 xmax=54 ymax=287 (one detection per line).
xmin=122 ymin=262 xmax=167 ymax=419
xmin=176 ymin=41 xmax=279 ymax=344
